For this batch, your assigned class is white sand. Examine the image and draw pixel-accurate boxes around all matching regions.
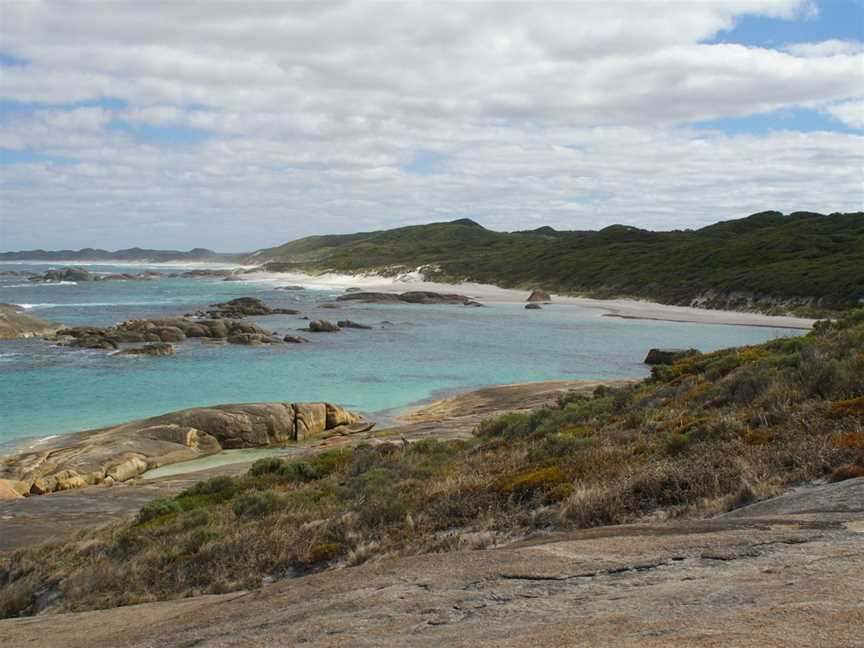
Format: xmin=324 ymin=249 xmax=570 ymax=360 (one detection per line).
xmin=238 ymin=269 xmax=815 ymax=330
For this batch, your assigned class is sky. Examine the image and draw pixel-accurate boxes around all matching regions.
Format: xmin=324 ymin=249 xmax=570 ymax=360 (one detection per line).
xmin=0 ymin=1 xmax=862 ymax=252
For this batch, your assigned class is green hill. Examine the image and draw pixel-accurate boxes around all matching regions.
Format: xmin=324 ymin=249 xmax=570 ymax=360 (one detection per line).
xmin=248 ymin=211 xmax=864 ymax=314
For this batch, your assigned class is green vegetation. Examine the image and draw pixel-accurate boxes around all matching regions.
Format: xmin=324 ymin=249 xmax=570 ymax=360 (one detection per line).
xmin=250 ymin=211 xmax=864 ymax=314
xmin=2 ymin=309 xmax=864 ymax=617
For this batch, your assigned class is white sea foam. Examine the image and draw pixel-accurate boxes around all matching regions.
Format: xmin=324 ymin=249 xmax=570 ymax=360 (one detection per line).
xmin=1 ymin=281 xmax=78 ymax=287
xmin=19 ymin=300 xmax=175 ymax=309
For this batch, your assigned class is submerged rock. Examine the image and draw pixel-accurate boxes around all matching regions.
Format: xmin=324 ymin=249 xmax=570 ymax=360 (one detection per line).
xmin=113 ymin=343 xmax=176 ymax=357
xmin=308 ymin=320 xmax=340 ymax=333
xmin=227 ymin=333 xmax=283 ymax=345
xmin=337 ymin=290 xmax=472 ymax=305
xmin=525 ymin=303 xmax=542 ymax=310
xmin=337 ymin=320 xmax=372 ymax=330
xmin=70 ymin=336 xmax=119 ymax=350
xmin=283 ymin=335 xmax=311 ymax=343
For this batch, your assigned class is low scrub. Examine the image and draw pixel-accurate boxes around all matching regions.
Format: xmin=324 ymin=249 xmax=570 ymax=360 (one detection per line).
xmin=2 ymin=309 xmax=863 ymax=617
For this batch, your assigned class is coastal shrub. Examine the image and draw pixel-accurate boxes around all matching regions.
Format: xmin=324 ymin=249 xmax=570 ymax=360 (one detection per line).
xmin=707 ymin=365 xmax=774 ymax=406
xmin=232 ymin=490 xmax=285 ymax=519
xmin=183 ymin=528 xmax=218 ymax=554
xmin=798 ymin=359 xmax=859 ymax=399
xmin=475 ymin=412 xmax=534 ymax=440
xmin=181 ymin=508 xmax=212 ymax=530
xmin=662 ymin=432 xmax=692 ymax=456
xmin=181 ymin=475 xmax=239 ymax=501
xmin=408 ymin=438 xmax=458 ymax=477
xmin=528 ymin=434 xmax=594 ymax=462
xmin=136 ymin=498 xmax=182 ymax=524
xmin=307 ymin=448 xmax=353 ymax=476
xmin=497 ymin=467 xmax=568 ymax=497
xmin=249 ymin=457 xmax=286 ymax=476
xmin=300 ymin=542 xmax=343 ymax=565
xmin=831 ymin=396 xmax=864 ymax=417
xmin=278 ymin=460 xmax=322 ymax=482
xmin=829 ymin=458 xmax=864 ymax=483
xmin=282 ymin=481 xmax=347 ymax=512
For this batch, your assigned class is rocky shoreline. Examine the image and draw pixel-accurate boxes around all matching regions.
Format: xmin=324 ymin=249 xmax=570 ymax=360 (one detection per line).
xmin=0 ymin=380 xmax=614 ymax=544
xmin=0 ymin=401 xmax=372 ymax=497
xmin=0 ymin=304 xmax=60 ymax=340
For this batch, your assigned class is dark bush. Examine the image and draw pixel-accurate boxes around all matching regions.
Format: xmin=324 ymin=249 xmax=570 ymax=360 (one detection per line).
xmin=136 ymin=498 xmax=181 ymax=524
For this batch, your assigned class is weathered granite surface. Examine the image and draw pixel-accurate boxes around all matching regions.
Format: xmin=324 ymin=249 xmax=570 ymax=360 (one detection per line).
xmin=0 ymin=402 xmax=372 ymax=496
xmin=2 ymin=478 xmax=861 ymax=647
xmin=0 ymin=304 xmax=60 ymax=339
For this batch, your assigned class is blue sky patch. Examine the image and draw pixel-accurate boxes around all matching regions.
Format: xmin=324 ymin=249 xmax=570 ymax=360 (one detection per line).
xmin=0 ymin=148 xmax=78 ymax=165
xmin=0 ymin=97 xmax=129 ymax=122
xmin=0 ymin=52 xmax=27 ymax=67
xmin=402 ymin=150 xmax=450 ymax=175
xmin=692 ymin=107 xmax=863 ymax=135
xmin=707 ymin=0 xmax=864 ymax=48
xmin=106 ymin=120 xmax=211 ymax=146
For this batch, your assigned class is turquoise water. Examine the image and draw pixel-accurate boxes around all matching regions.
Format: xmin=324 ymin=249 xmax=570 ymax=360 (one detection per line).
xmin=0 ymin=262 xmax=805 ymax=453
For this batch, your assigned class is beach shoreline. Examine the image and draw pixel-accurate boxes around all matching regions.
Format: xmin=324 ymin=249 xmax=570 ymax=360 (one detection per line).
xmin=239 ymin=268 xmax=817 ymax=330
xmin=2 ymin=259 xmax=817 ymax=329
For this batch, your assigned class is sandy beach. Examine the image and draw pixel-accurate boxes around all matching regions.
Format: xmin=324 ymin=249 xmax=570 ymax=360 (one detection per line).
xmin=239 ymin=269 xmax=817 ymax=330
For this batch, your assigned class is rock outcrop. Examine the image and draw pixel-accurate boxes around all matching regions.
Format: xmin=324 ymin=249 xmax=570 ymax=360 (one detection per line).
xmin=167 ymin=269 xmax=236 ymax=279
xmin=27 ymin=267 xmax=162 ymax=283
xmin=0 ymin=304 xmax=61 ymax=339
xmin=113 ymin=343 xmax=176 ymax=357
xmin=29 ymin=267 xmax=94 ymax=283
xmin=5 ymin=478 xmax=860 ymax=646
xmin=192 ymin=297 xmax=301 ymax=319
xmin=526 ymin=289 xmax=551 ymax=302
xmin=0 ymin=479 xmax=28 ymax=500
xmin=53 ymin=317 xmax=285 ymax=350
xmin=337 ymin=291 xmax=473 ymax=305
xmin=643 ymin=348 xmax=699 ymax=365
xmin=0 ymin=402 xmax=374 ymax=496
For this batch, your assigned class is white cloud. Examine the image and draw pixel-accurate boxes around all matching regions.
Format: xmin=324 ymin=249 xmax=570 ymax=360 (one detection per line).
xmin=785 ymin=39 xmax=864 ymax=57
xmin=825 ymin=99 xmax=864 ymax=129
xmin=0 ymin=1 xmax=861 ymax=250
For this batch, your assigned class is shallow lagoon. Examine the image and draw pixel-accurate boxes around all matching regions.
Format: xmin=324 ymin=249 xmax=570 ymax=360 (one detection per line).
xmin=0 ymin=262 xmax=805 ymax=451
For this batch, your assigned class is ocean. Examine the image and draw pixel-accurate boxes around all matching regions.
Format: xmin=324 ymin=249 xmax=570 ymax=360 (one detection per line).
xmin=0 ymin=262 xmax=805 ymax=453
